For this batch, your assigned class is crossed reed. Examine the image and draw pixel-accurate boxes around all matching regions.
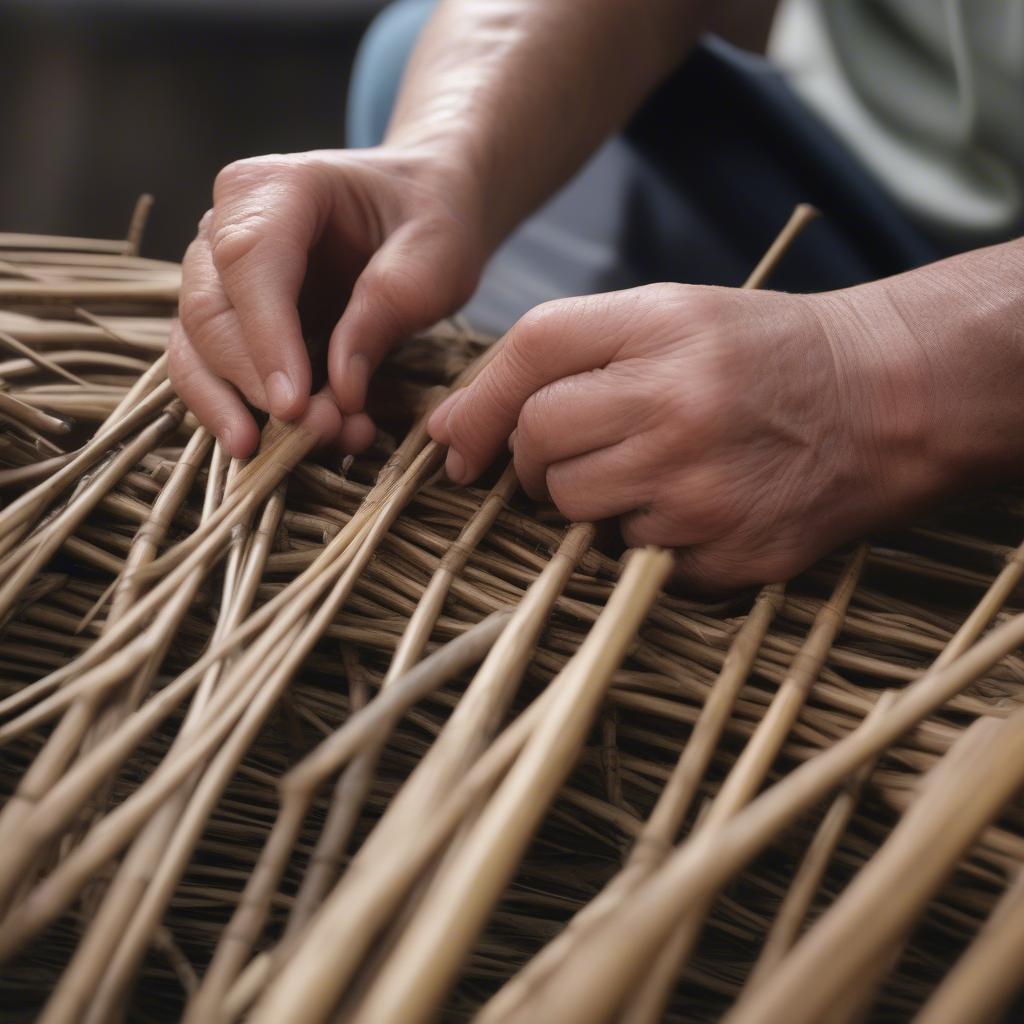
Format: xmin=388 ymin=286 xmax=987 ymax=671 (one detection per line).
xmin=1 ymin=201 xmax=1023 ymax=1023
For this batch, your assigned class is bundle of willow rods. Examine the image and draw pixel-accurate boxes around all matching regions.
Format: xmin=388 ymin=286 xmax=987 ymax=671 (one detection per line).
xmin=2 ymin=206 xmax=1024 ymax=1024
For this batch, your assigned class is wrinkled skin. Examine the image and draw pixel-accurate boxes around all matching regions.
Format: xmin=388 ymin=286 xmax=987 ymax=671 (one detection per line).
xmin=167 ymin=0 xmax=1024 ymax=590
xmin=168 ymin=148 xmax=485 ymax=458
xmin=428 ymin=276 xmax=1021 ymax=590
xmin=168 ymin=147 xmax=1024 ymax=592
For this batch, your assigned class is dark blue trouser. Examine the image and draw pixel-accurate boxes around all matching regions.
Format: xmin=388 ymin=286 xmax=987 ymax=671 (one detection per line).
xmin=347 ymin=0 xmax=946 ymax=334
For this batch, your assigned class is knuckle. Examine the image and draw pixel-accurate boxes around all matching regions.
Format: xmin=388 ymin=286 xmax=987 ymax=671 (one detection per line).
xmin=362 ymin=259 xmax=429 ymax=320
xmin=512 ymin=298 xmax=569 ymax=349
xmin=683 ymin=548 xmax=750 ymax=590
xmin=620 ymin=505 xmax=675 ymax=547
xmin=213 ymin=155 xmax=287 ymax=197
xmin=491 ymin=320 xmax=554 ymax=402
xmin=546 ymin=471 xmax=590 ymax=523
xmin=178 ymin=286 xmax=229 ymax=340
xmin=209 ymin=219 xmax=266 ymax=274
xmin=472 ymin=364 xmax=525 ymax=429
xmin=680 ymin=539 xmax=800 ymax=590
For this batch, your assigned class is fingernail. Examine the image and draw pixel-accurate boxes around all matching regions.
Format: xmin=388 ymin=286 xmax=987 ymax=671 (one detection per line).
xmin=266 ymin=371 xmax=296 ymax=417
xmin=507 ymin=430 xmax=517 ymax=453
xmin=218 ymin=427 xmax=234 ymax=455
xmin=446 ymin=449 xmax=468 ymax=484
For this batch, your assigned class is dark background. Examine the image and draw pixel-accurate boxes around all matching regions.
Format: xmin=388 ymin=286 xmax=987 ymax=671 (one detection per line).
xmin=0 ymin=0 xmax=386 ymax=261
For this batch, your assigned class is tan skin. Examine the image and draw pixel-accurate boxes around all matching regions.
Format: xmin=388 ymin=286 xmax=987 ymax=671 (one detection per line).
xmin=169 ymin=0 xmax=1024 ymax=589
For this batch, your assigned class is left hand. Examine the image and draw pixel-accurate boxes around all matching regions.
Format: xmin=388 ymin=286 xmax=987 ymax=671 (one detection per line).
xmin=427 ymin=283 xmax=948 ymax=590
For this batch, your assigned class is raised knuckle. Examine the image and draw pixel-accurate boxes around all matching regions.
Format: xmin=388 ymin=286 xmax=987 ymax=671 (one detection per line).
xmin=209 ymin=218 xmax=268 ymax=273
xmin=362 ymin=259 xmax=431 ymax=321
xmin=683 ymin=539 xmax=798 ymax=590
xmin=512 ymin=298 xmax=573 ymax=347
xmin=546 ymin=471 xmax=592 ymax=523
xmin=475 ymin=361 xmax=531 ymax=430
xmin=213 ymin=155 xmax=289 ymax=196
xmin=676 ymin=549 xmax=736 ymax=590
xmin=489 ymin=327 xmax=555 ymax=408
xmin=178 ymin=287 xmax=229 ymax=340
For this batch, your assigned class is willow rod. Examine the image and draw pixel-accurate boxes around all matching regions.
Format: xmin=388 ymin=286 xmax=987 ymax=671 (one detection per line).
xmin=493 ymin=602 xmax=1024 ymax=1022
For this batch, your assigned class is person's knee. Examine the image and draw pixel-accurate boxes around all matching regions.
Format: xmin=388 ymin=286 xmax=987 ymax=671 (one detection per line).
xmin=346 ymin=0 xmax=436 ymax=148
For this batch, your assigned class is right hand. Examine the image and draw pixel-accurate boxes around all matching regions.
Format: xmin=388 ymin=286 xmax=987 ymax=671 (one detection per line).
xmin=168 ymin=147 xmax=487 ymax=457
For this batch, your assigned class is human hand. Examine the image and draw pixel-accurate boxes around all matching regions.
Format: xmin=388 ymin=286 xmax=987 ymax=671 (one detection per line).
xmin=428 ymin=282 xmax=953 ymax=589
xmin=169 ymin=147 xmax=487 ymax=457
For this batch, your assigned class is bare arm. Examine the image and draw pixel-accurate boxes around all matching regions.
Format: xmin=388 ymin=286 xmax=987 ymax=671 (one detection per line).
xmin=385 ymin=0 xmax=713 ymax=249
xmin=169 ymin=0 xmax=717 ymax=456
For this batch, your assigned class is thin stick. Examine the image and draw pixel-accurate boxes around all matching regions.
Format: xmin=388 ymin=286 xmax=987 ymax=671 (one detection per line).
xmin=619 ymin=545 xmax=867 ymax=1024
xmin=245 ymin=523 xmax=595 ymax=1020
xmin=125 ymin=194 xmax=155 ymax=256
xmin=256 ymin=548 xmax=673 ymax=1024
xmin=281 ymin=464 xmax=519 ymax=936
xmin=915 ymin=870 xmax=1024 ymax=1024
xmin=742 ymin=204 xmax=819 ymax=289
xmin=487 ymin=604 xmax=1024 ymax=1023
xmin=726 ymin=711 xmax=1024 ymax=1024
xmin=744 ymin=692 xmax=896 ymax=992
xmin=184 ymin=611 xmax=512 ymax=1023
xmin=479 ymin=580 xmax=787 ymax=1021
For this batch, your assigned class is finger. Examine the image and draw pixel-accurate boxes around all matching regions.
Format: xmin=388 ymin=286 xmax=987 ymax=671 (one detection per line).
xmin=328 ymin=219 xmax=478 ymax=415
xmin=541 ymin=439 xmax=658 ymax=522
xmin=670 ymin=547 xmax=745 ymax=595
xmin=619 ymin=500 xmax=727 ymax=551
xmin=209 ymin=157 xmax=329 ymax=419
xmin=167 ymin=322 xmax=261 ymax=458
xmin=178 ymin=231 xmax=268 ymax=409
xmin=292 ymin=387 xmax=345 ymax=449
xmin=511 ymin=367 xmax=664 ymax=500
xmin=674 ymin=534 xmax=816 ymax=592
xmin=337 ymin=412 xmax=376 ymax=455
xmin=670 ymin=545 xmax=770 ymax=594
xmin=428 ymin=289 xmax=654 ymax=484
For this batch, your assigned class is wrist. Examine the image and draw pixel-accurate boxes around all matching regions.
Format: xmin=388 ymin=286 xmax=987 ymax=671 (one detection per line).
xmin=381 ymin=126 xmax=507 ymax=253
xmin=807 ymin=285 xmax=953 ymax=516
xmin=811 ymin=249 xmax=1024 ymax=511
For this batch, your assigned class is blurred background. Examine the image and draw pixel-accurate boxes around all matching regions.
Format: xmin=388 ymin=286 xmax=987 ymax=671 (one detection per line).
xmin=0 ymin=0 xmax=959 ymax=332
xmin=0 ymin=0 xmax=386 ymax=260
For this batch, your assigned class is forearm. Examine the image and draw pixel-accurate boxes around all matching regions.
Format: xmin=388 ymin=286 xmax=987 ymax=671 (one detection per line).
xmin=384 ymin=0 xmax=712 ymax=251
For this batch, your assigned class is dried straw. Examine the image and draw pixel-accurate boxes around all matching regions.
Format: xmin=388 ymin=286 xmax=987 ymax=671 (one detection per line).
xmin=1 ymin=208 xmax=1023 ymax=1024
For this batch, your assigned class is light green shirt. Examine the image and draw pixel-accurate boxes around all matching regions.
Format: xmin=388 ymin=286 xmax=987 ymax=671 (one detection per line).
xmin=770 ymin=0 xmax=1024 ymax=245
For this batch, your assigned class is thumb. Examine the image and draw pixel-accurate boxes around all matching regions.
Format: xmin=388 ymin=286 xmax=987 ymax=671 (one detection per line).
xmin=327 ymin=220 xmax=479 ymax=414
